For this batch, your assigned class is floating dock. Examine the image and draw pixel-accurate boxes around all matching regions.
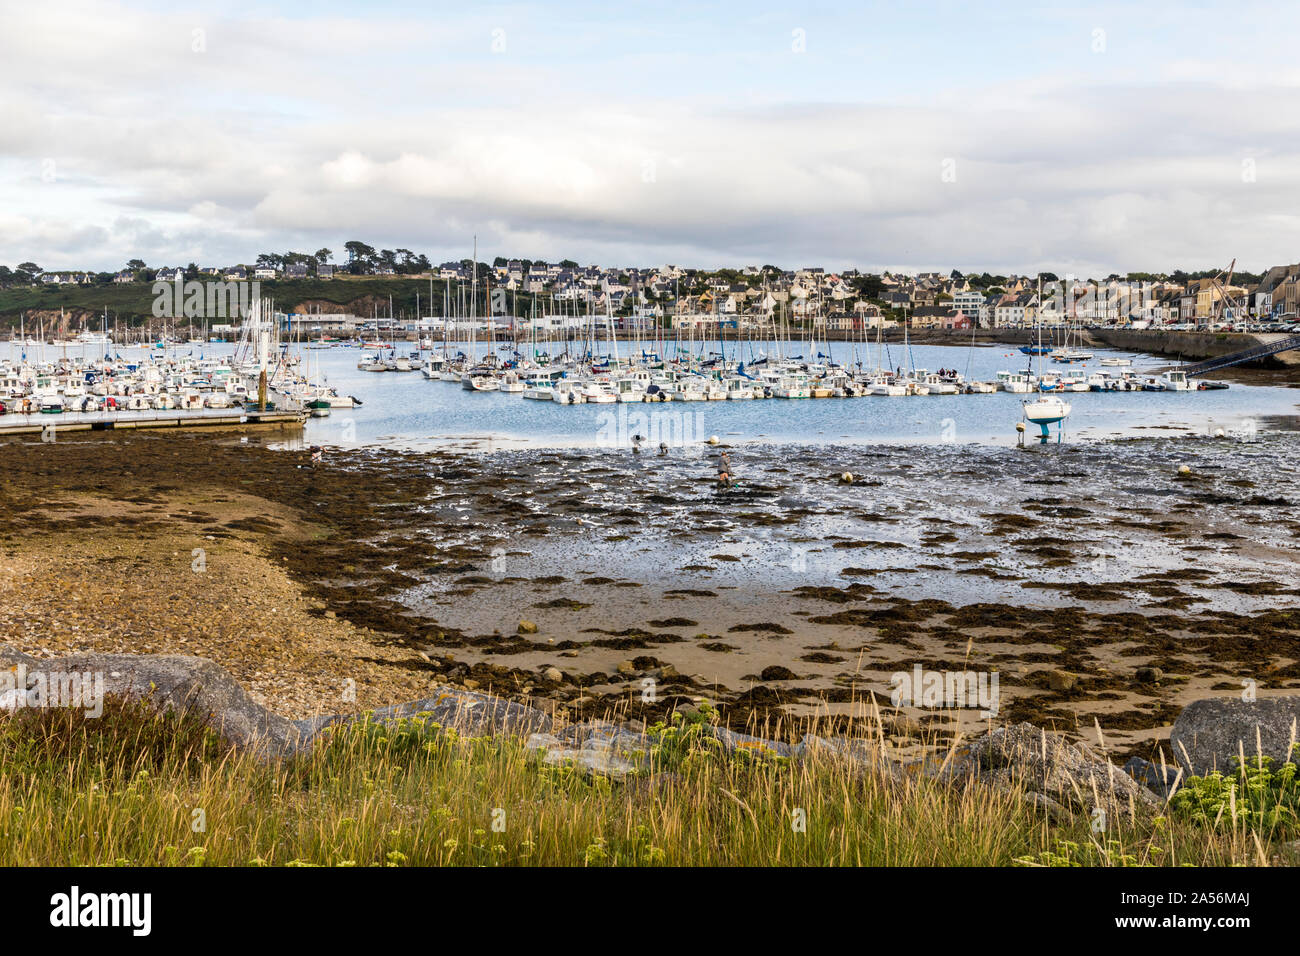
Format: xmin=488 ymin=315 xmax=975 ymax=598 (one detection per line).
xmin=0 ymin=407 xmax=305 ymax=436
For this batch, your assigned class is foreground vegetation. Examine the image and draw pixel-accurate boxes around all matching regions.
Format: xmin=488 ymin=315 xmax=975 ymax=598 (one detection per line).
xmin=0 ymin=699 xmax=1292 ymax=866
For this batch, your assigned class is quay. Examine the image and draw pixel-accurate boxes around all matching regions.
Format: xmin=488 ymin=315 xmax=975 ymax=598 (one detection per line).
xmin=0 ymin=406 xmax=305 ymax=436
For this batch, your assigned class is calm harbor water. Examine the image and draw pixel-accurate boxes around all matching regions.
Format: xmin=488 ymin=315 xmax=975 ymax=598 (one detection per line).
xmin=7 ymin=339 xmax=1297 ymax=450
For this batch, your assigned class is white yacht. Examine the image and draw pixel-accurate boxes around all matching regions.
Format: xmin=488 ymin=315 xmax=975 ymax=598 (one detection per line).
xmin=1022 ymin=395 xmax=1072 ymax=425
xmin=996 ymin=371 xmax=1033 ymax=393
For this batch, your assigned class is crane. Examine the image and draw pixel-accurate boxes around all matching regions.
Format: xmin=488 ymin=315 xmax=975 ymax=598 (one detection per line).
xmin=1208 ymin=258 xmax=1238 ymax=326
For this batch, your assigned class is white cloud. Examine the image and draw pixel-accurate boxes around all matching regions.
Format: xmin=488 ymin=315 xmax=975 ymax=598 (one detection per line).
xmin=3 ymin=1 xmax=1300 ymax=275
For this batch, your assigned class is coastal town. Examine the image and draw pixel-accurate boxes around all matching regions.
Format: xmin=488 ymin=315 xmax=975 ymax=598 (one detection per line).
xmin=5 ymin=251 xmax=1300 ymax=340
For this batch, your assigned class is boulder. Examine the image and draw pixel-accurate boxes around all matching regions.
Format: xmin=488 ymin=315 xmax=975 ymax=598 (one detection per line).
xmin=2 ymin=645 xmax=553 ymax=757
xmin=953 ymin=722 xmax=1160 ymax=820
xmin=1122 ymin=756 xmax=1182 ymax=798
xmin=711 ymin=726 xmax=793 ymax=758
xmin=1169 ymin=697 xmax=1300 ymax=777
xmin=303 ymin=686 xmax=552 ymax=741
xmin=22 ymin=651 xmax=308 ymax=757
xmin=524 ymin=727 xmax=642 ymax=777
xmin=0 ymin=647 xmax=37 ymax=669
xmin=1047 ymin=670 xmax=1078 ymax=692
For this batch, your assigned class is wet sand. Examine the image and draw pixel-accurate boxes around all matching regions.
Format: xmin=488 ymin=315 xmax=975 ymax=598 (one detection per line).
xmin=2 ymin=424 xmax=1299 ymax=764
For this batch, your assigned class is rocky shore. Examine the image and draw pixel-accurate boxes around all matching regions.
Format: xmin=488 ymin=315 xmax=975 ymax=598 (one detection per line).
xmin=3 ymin=641 xmax=1296 ymax=828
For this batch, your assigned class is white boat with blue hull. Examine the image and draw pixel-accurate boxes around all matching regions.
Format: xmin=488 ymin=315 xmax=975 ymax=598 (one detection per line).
xmin=1022 ymin=395 xmax=1071 ymax=438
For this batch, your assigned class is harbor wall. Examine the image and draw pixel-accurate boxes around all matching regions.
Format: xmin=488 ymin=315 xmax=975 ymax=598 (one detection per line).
xmin=1081 ymin=329 xmax=1300 ymax=367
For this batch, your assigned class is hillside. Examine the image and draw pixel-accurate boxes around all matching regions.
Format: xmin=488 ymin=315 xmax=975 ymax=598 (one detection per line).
xmin=0 ymin=276 xmax=452 ymax=328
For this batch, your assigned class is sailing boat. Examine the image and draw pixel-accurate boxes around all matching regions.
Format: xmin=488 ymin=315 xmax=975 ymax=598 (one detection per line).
xmin=460 ymin=239 xmax=499 ymax=392
xmin=1021 ymin=317 xmax=1071 ymax=436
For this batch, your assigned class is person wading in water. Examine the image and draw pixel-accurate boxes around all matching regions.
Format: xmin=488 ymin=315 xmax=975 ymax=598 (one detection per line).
xmin=716 ymin=450 xmax=735 ymax=490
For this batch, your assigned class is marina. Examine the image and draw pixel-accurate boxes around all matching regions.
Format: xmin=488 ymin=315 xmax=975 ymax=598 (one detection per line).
xmin=7 ymin=333 xmax=1286 ymax=449
xmin=301 ymin=338 xmax=1288 ymax=449
xmin=0 ymin=303 xmax=357 ymax=435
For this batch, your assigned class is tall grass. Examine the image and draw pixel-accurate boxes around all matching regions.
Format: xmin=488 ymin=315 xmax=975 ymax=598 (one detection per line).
xmin=0 ymin=699 xmax=1278 ymax=866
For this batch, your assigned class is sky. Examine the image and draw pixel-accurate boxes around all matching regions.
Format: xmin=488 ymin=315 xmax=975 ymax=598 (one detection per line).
xmin=3 ymin=0 xmax=1300 ymax=276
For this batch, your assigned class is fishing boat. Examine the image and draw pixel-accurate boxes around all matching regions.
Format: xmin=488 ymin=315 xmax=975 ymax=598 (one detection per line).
xmin=580 ymin=381 xmax=617 ymax=403
xmin=868 ymin=377 xmax=907 ymax=396
xmin=551 ymin=379 xmax=586 ymax=404
xmin=922 ymin=372 xmax=959 ymax=395
xmin=522 ymin=381 xmax=555 ymax=401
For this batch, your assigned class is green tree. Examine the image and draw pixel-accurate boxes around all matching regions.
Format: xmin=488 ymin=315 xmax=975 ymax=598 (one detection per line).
xmin=344 ymin=241 xmax=377 ymax=273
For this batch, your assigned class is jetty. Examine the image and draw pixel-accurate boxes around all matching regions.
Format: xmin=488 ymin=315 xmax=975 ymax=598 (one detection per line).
xmin=0 ymin=405 xmax=304 ymax=436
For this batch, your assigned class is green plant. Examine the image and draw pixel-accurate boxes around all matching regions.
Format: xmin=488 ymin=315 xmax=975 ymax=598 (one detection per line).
xmin=1169 ymin=747 xmax=1300 ymax=839
xmin=645 ymin=704 xmax=724 ymax=770
xmin=1015 ymin=838 xmax=1144 ymax=867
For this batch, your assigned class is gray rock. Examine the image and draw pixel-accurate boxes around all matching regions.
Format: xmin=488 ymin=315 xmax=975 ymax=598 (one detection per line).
xmin=711 ymin=726 xmax=792 ymax=758
xmin=1170 ymin=697 xmax=1300 ymax=777
xmin=303 ymin=686 xmax=553 ymax=740
xmin=37 ymin=651 xmax=309 ymax=757
xmin=540 ymin=747 xmax=636 ymax=776
xmin=0 ymin=647 xmax=37 ymax=669
xmin=4 ymin=645 xmax=553 ymax=758
xmin=524 ymin=732 xmax=563 ymax=752
xmin=550 ymin=720 xmax=651 ymax=756
xmin=794 ymin=733 xmax=905 ymax=782
xmin=1122 ymin=756 xmax=1183 ymax=798
xmin=525 ymin=729 xmax=639 ymax=776
xmin=956 ymin=722 xmax=1160 ymax=820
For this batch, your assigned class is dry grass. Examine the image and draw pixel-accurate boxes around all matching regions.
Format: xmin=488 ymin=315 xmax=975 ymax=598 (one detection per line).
xmin=0 ymin=698 xmax=1282 ymax=866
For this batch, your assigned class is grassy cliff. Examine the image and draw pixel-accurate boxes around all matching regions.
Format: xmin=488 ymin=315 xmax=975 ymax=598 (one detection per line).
xmin=0 ymin=277 xmax=451 ymax=327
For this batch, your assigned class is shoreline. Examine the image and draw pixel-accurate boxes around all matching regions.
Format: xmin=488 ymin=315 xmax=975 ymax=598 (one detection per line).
xmin=5 ymin=429 xmax=1299 ymax=767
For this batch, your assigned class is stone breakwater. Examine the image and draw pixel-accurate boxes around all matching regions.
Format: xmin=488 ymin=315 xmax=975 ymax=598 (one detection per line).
xmin=5 ymin=644 xmax=1295 ymax=826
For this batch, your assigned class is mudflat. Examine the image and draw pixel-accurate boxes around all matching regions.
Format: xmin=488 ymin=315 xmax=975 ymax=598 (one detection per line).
xmin=3 ymin=426 xmax=1299 ymax=764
